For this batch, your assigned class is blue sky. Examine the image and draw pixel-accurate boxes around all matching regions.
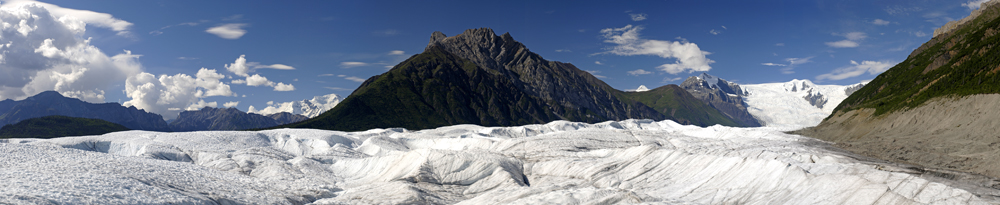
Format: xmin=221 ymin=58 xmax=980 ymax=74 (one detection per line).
xmin=0 ymin=0 xmax=987 ymax=119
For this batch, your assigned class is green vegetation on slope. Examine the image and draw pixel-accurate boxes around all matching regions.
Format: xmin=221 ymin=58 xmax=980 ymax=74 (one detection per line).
xmin=0 ymin=115 xmax=129 ymax=138
xmin=834 ymin=4 xmax=1000 ymax=116
xmin=620 ymin=85 xmax=742 ymax=127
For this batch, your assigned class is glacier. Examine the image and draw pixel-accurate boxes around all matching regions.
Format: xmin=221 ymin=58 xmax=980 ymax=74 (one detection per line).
xmin=742 ymin=79 xmax=864 ymax=129
xmin=2 ymin=119 xmax=997 ymax=204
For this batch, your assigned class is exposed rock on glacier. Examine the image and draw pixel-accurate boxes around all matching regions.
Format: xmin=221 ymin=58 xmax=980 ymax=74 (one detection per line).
xmin=1 ymin=120 xmax=997 ymax=204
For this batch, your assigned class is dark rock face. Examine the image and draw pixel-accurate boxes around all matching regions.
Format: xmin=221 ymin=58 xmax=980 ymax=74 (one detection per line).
xmin=0 ymin=115 xmax=129 ymax=139
xmin=169 ymin=107 xmax=278 ymax=131
xmin=0 ymin=91 xmax=170 ymax=131
xmin=291 ymin=28 xmax=741 ymax=131
xmin=802 ymin=90 xmax=828 ymax=109
xmin=679 ymin=74 xmax=761 ymax=127
xmin=267 ymin=112 xmax=308 ymax=125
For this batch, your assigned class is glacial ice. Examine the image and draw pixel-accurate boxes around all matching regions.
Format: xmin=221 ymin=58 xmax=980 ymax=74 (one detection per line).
xmin=1 ymin=119 xmax=996 ymax=204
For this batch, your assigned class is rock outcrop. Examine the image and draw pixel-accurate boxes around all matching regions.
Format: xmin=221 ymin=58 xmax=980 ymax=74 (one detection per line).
xmin=679 ymin=73 xmax=761 ymax=127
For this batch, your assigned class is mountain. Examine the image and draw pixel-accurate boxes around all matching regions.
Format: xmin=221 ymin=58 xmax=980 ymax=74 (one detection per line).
xmin=679 ymin=73 xmax=761 ymax=127
xmin=266 ymin=112 xmax=308 ymax=125
xmin=169 ymin=107 xmax=279 ymax=131
xmin=288 ymin=28 xmax=742 ymax=131
xmin=795 ymin=0 xmax=1000 ymax=179
xmin=0 ymin=91 xmax=170 ymax=131
xmin=0 ymin=115 xmax=129 ymax=138
xmin=634 ymin=85 xmax=650 ymax=92
xmin=249 ymin=93 xmax=342 ymax=118
xmin=620 ymin=85 xmax=741 ymax=126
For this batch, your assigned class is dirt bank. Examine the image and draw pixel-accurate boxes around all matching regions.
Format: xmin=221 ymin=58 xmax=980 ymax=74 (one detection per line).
xmin=794 ymin=94 xmax=1000 ymax=179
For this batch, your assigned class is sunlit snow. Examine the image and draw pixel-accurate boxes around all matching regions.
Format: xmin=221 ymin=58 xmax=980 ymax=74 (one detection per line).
xmin=743 ymin=79 xmax=861 ymax=129
xmin=1 ymin=119 xmax=994 ymax=204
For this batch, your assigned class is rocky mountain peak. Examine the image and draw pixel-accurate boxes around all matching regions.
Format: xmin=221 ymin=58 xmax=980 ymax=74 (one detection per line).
xmin=424 ymin=28 xmax=536 ymax=72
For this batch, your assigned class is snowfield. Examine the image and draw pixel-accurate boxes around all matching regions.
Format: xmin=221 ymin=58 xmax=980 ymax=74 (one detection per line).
xmin=2 ymin=119 xmax=997 ymax=204
xmin=743 ymin=79 xmax=861 ymax=129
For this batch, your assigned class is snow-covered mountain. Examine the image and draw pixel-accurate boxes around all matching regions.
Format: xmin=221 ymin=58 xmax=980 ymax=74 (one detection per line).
xmin=248 ymin=93 xmax=342 ymax=118
xmin=742 ymin=79 xmax=865 ymax=129
xmin=680 ymin=73 xmax=760 ymax=127
xmin=1 ymin=120 xmax=994 ymax=204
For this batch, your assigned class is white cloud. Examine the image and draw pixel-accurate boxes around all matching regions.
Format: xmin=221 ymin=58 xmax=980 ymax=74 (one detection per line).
xmin=341 ymin=62 xmax=368 ymax=68
xmin=0 ymin=3 xmax=141 ymax=103
xmin=273 ymin=82 xmax=295 ymax=91
xmin=225 ymin=55 xmax=250 ymax=77
xmin=629 ymin=13 xmax=647 ymax=21
xmin=662 ymin=77 xmax=682 ymax=83
xmin=185 ymin=99 xmax=217 ymax=111
xmin=224 ymin=55 xmax=294 ymax=77
xmin=817 ymin=60 xmax=896 ymax=81
xmin=595 ymin=61 xmax=603 ymax=65
xmin=963 ymin=0 xmax=991 ymax=10
xmin=245 ymin=74 xmax=274 ymax=87
xmin=205 ymin=23 xmax=247 ymax=39
xmin=709 ymin=29 xmax=722 ymax=35
xmin=598 ymin=25 xmax=715 ymax=74
xmin=252 ymin=63 xmax=294 ymax=70
xmin=825 ymin=32 xmax=866 ymax=48
xmin=318 ymin=74 xmax=335 ymax=77
xmin=761 ymin=63 xmax=786 ymax=66
xmin=231 ymin=79 xmax=246 ymax=84
xmin=388 ymin=50 xmax=404 ymax=55
xmin=872 ymin=19 xmax=890 ymax=25
xmin=325 ymin=87 xmax=350 ymax=91
xmin=0 ymin=0 xmax=133 ymax=36
xmin=555 ymin=49 xmax=571 ymax=52
xmin=627 ymin=69 xmax=653 ymax=76
xmin=223 ymin=101 xmax=239 ymax=108
xmin=122 ymin=68 xmax=235 ymax=120
xmin=781 ymin=57 xmax=813 ymax=74
xmin=344 ymin=76 xmax=366 ymax=83
xmin=826 ymin=40 xmax=859 ymax=48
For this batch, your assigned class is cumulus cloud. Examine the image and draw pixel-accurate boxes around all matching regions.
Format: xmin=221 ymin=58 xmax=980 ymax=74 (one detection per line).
xmin=206 ymin=23 xmax=247 ymax=39
xmin=825 ymin=32 xmax=866 ymax=48
xmin=1 ymin=0 xmax=133 ymax=36
xmin=817 ymin=60 xmax=896 ymax=81
xmin=629 ymin=13 xmax=647 ymax=21
xmin=246 ymin=74 xmax=273 ymax=87
xmin=273 ymin=82 xmax=295 ymax=91
xmin=0 ymin=3 xmax=142 ymax=103
xmin=185 ymin=99 xmax=217 ymax=111
xmin=122 ymin=68 xmax=235 ymax=119
xmin=223 ymin=101 xmax=239 ymax=108
xmin=340 ymin=61 xmax=368 ymax=68
xmin=598 ymin=25 xmax=715 ymax=74
xmin=627 ymin=69 xmax=653 ymax=76
xmin=963 ymin=0 xmax=991 ymax=10
xmin=872 ymin=19 xmax=891 ymax=25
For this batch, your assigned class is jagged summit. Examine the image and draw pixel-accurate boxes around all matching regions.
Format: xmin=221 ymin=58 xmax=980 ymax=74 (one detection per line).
xmin=782 ymin=79 xmax=816 ymax=92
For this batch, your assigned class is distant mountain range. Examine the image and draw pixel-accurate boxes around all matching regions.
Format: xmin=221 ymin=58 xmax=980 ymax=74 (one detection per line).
xmin=170 ymin=107 xmax=307 ymax=131
xmin=0 ymin=91 xmax=170 ymax=131
xmin=287 ymin=28 xmax=745 ymax=131
xmin=0 ymin=91 xmax=311 ymax=134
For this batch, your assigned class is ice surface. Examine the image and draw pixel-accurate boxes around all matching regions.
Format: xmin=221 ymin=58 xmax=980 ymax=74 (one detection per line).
xmin=1 ymin=120 xmax=996 ymax=204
